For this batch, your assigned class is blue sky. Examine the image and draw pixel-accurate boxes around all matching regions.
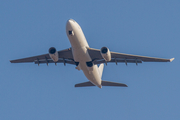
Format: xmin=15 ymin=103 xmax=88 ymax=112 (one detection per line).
xmin=0 ymin=1 xmax=179 ymax=120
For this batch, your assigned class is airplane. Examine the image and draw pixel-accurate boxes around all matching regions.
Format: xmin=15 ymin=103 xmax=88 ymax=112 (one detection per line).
xmin=10 ymin=19 xmax=174 ymax=88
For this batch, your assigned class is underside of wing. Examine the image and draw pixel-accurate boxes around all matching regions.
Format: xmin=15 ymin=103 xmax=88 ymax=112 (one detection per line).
xmin=88 ymin=47 xmax=174 ymax=64
xmin=10 ymin=48 xmax=76 ymax=65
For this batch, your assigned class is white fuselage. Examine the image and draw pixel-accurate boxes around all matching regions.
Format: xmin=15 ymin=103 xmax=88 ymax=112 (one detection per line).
xmin=66 ymin=19 xmax=102 ymax=88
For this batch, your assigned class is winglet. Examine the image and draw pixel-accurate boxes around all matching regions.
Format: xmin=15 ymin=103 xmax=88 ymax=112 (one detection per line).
xmin=170 ymin=58 xmax=175 ymax=62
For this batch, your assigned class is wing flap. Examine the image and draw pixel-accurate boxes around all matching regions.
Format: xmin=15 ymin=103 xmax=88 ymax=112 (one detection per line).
xmin=94 ymin=59 xmax=142 ymax=65
xmin=34 ymin=59 xmax=75 ymax=65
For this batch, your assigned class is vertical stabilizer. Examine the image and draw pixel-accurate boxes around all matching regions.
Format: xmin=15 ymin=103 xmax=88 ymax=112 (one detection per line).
xmin=98 ymin=63 xmax=104 ymax=78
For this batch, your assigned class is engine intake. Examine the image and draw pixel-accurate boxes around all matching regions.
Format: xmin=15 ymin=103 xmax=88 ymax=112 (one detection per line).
xmin=100 ymin=47 xmax=111 ymax=61
xmin=49 ymin=47 xmax=59 ymax=62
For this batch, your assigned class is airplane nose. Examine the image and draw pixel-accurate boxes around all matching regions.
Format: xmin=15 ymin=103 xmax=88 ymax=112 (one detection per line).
xmin=66 ymin=19 xmax=75 ymax=29
xmin=66 ymin=19 xmax=75 ymax=25
xmin=66 ymin=20 xmax=72 ymax=31
xmin=67 ymin=19 xmax=71 ymax=24
xmin=66 ymin=19 xmax=71 ymax=26
xmin=68 ymin=19 xmax=75 ymax=22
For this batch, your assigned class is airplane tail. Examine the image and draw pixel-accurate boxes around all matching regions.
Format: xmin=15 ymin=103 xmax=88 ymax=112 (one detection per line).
xmin=75 ymin=63 xmax=128 ymax=88
xmin=75 ymin=81 xmax=128 ymax=87
xmin=98 ymin=63 xmax=104 ymax=78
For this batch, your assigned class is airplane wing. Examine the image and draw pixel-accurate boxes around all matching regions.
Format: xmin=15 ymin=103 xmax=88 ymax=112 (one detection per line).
xmin=10 ymin=48 xmax=76 ymax=65
xmin=87 ymin=48 xmax=174 ymax=65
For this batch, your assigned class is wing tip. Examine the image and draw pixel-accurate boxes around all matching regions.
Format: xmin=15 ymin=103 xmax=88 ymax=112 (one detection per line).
xmin=170 ymin=58 xmax=175 ymax=62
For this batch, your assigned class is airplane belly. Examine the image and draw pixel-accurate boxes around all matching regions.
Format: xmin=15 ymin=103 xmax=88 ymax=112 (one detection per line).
xmin=72 ymin=47 xmax=102 ymax=88
xmin=72 ymin=47 xmax=91 ymax=62
xmin=66 ymin=19 xmax=102 ymax=88
xmin=79 ymin=62 xmax=102 ymax=88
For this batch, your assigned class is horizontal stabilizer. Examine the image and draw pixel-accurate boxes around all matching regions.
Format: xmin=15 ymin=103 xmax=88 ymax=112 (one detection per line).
xmin=75 ymin=81 xmax=128 ymax=87
xmin=102 ymin=81 xmax=128 ymax=87
xmin=75 ymin=81 xmax=95 ymax=87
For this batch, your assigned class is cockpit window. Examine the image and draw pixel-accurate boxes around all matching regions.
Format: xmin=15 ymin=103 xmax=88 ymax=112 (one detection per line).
xmin=69 ymin=31 xmax=72 ymax=35
xmin=68 ymin=30 xmax=74 ymax=36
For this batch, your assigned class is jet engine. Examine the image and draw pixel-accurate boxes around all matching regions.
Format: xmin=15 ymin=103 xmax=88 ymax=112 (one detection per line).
xmin=100 ymin=47 xmax=111 ymax=61
xmin=49 ymin=47 xmax=59 ymax=62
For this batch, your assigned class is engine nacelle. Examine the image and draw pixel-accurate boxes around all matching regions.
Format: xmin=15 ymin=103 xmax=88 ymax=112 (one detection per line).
xmin=49 ymin=47 xmax=59 ymax=62
xmin=100 ymin=47 xmax=111 ymax=61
